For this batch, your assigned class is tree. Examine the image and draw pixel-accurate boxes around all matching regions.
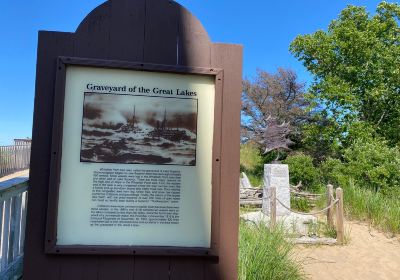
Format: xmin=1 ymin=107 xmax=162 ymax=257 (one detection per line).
xmin=290 ymin=2 xmax=400 ymax=144
xmin=241 ymin=68 xmax=311 ymax=145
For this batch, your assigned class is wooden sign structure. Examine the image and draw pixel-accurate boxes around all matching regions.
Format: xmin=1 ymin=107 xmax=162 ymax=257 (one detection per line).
xmin=24 ymin=0 xmax=242 ymax=279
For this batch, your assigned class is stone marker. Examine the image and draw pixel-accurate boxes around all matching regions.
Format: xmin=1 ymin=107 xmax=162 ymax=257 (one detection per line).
xmin=262 ymin=164 xmax=290 ymax=216
xmin=240 ymin=172 xmax=252 ymax=189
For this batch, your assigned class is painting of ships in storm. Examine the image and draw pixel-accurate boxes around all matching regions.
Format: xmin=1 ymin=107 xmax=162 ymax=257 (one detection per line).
xmin=80 ymin=92 xmax=198 ymax=166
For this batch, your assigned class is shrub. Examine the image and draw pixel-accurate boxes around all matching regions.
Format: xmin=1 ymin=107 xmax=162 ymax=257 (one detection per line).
xmin=319 ymin=157 xmax=347 ymax=187
xmin=283 ymin=153 xmax=320 ymax=191
xmin=343 ymin=137 xmax=400 ymax=194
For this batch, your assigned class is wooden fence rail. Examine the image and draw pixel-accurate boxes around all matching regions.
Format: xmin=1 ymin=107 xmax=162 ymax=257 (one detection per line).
xmin=0 ymin=143 xmax=31 ymax=178
xmin=0 ymin=177 xmax=28 ymax=279
xmin=270 ymin=185 xmax=345 ymax=244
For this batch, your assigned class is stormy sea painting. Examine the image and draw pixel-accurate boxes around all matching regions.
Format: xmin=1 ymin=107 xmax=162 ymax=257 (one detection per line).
xmin=80 ymin=92 xmax=198 ymax=166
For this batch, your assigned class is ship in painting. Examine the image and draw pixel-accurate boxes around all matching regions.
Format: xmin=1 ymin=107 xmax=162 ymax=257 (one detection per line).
xmin=119 ymin=106 xmax=142 ymax=133
xmin=147 ymin=109 xmax=191 ymax=142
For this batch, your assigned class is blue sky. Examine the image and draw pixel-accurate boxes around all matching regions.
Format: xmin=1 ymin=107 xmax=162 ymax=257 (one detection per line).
xmin=0 ymin=0 xmax=387 ymax=145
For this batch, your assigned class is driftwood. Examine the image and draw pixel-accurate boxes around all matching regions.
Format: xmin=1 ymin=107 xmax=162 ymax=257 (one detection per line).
xmin=239 ymin=199 xmax=262 ymax=207
xmin=240 ymin=187 xmax=263 ymax=200
xmin=287 ymin=237 xmax=337 ymax=245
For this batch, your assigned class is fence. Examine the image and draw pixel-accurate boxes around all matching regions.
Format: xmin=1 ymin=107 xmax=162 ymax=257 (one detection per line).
xmin=0 ymin=140 xmax=31 ymax=178
xmin=269 ymin=185 xmax=345 ymax=244
xmin=0 ymin=177 xmax=28 ymax=279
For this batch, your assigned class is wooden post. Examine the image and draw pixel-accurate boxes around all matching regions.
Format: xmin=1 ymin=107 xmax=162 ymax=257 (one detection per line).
xmin=327 ymin=184 xmax=334 ymax=228
xmin=336 ymin=188 xmax=344 ymax=245
xmin=269 ymin=187 xmax=276 ymax=229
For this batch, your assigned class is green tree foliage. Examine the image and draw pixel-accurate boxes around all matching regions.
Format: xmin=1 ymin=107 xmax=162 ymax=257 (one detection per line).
xmin=299 ymin=112 xmax=341 ymax=162
xmin=283 ymin=153 xmax=320 ymax=191
xmin=343 ymin=135 xmax=400 ymax=195
xmin=290 ymin=2 xmax=400 ymax=144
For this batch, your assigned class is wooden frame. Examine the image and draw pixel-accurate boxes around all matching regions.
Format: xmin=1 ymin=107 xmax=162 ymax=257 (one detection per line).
xmin=44 ymin=56 xmax=223 ymax=258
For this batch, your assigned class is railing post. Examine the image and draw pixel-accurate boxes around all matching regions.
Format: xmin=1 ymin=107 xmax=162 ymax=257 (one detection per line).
xmin=327 ymin=184 xmax=334 ymax=228
xmin=0 ymin=178 xmax=28 ymax=279
xmin=336 ymin=187 xmax=344 ymax=245
xmin=269 ymin=187 xmax=276 ymax=229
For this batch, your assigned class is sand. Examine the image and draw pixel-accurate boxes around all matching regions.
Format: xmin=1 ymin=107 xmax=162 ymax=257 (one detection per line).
xmin=0 ymin=169 xmax=29 ymax=183
xmin=295 ymin=220 xmax=400 ymax=280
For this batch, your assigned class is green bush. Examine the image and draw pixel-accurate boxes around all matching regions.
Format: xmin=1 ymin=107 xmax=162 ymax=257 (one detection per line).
xmin=239 ymin=220 xmax=305 ymax=280
xmin=319 ymin=157 xmax=347 ymax=187
xmin=343 ymin=137 xmax=400 ymax=194
xmin=283 ymin=153 xmax=320 ymax=191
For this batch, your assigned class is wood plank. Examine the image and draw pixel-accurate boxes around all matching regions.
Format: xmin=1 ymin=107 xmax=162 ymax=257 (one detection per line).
xmin=58 ymin=257 xmax=86 ymax=280
xmin=209 ymin=43 xmax=243 ymax=280
xmin=1 ymin=199 xmax=11 ymax=271
xmin=19 ymin=191 xmax=27 ymax=255
xmin=23 ymin=31 xmax=74 ymax=280
xmin=81 ymin=257 xmax=100 ymax=280
xmin=97 ymin=256 xmax=134 ymax=280
xmin=144 ymin=0 xmax=179 ymax=65
xmin=0 ymin=201 xmax=3 ymax=251
xmin=177 ymin=4 xmax=211 ymax=67
xmin=170 ymin=258 xmax=204 ymax=280
xmin=108 ymin=0 xmax=146 ymax=61
xmin=11 ymin=193 xmax=22 ymax=260
xmin=58 ymin=256 xmax=99 ymax=280
xmin=134 ymin=257 xmax=170 ymax=280
xmin=74 ymin=1 xmax=111 ymax=59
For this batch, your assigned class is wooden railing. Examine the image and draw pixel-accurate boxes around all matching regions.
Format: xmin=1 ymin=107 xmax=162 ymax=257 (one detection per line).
xmin=0 ymin=143 xmax=31 ymax=178
xmin=0 ymin=177 xmax=28 ymax=279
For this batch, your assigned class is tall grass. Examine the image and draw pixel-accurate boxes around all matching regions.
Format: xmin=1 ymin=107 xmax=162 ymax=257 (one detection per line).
xmin=343 ymin=180 xmax=400 ymax=234
xmin=239 ymin=220 xmax=305 ymax=280
xmin=290 ymin=197 xmax=312 ymax=212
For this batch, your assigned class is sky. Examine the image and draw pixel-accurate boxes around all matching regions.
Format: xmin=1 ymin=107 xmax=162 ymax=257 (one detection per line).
xmin=0 ymin=0 xmax=388 ymax=145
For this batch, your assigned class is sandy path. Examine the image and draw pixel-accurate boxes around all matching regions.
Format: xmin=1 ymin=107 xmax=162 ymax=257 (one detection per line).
xmin=295 ymin=221 xmax=400 ymax=280
xmin=0 ymin=169 xmax=29 ymax=183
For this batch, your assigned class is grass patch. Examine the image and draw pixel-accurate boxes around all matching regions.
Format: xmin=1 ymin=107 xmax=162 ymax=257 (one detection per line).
xmin=239 ymin=220 xmax=305 ymax=280
xmin=247 ymin=174 xmax=263 ymax=188
xmin=343 ymin=180 xmax=400 ymax=235
xmin=305 ymin=221 xmax=337 ymax=239
xmin=290 ymin=197 xmax=312 ymax=212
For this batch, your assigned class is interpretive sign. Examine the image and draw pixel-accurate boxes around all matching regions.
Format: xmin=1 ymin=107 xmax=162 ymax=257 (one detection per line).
xmin=24 ymin=0 xmax=242 ymax=279
xmin=52 ymin=62 xmax=217 ymax=248
xmin=45 ymin=58 xmax=222 ymax=252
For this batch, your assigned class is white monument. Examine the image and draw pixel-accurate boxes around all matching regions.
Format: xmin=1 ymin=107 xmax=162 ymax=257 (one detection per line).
xmin=240 ymin=172 xmax=253 ymax=189
xmin=262 ymin=164 xmax=290 ymax=216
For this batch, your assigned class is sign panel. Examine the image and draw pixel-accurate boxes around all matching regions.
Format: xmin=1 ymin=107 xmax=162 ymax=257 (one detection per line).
xmin=55 ymin=65 xmax=215 ymax=247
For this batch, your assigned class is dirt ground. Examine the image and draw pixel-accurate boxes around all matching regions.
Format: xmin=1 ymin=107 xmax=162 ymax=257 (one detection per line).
xmin=295 ymin=220 xmax=400 ymax=280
